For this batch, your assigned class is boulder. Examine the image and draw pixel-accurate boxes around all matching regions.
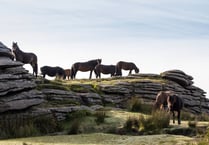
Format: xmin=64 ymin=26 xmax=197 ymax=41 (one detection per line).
xmin=160 ymin=70 xmax=193 ymax=87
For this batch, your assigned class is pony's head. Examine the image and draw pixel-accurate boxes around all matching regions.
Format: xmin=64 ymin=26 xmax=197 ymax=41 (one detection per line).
xmin=97 ymin=59 xmax=102 ymax=64
xmin=12 ymin=42 xmax=19 ymax=51
xmin=135 ymin=67 xmax=139 ymax=73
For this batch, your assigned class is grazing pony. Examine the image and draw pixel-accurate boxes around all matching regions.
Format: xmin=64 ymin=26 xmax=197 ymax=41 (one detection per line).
xmin=71 ymin=59 xmax=102 ymax=79
xmin=153 ymin=91 xmax=174 ymax=110
xmin=167 ymin=94 xmax=184 ymax=124
xmin=94 ymin=64 xmax=116 ymax=78
xmin=64 ymin=69 xmax=71 ymax=80
xmin=40 ymin=66 xmax=66 ymax=79
xmin=115 ymin=61 xmax=139 ymax=76
xmin=12 ymin=42 xmax=38 ymax=77
xmin=153 ymin=91 xmax=183 ymax=125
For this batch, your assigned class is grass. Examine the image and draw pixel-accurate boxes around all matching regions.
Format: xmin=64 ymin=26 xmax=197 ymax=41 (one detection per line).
xmin=0 ymin=133 xmax=195 ymax=145
xmin=0 ymin=109 xmax=208 ymax=144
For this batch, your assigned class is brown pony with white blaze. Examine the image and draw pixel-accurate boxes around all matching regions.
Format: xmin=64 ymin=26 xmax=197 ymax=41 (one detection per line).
xmin=12 ymin=42 xmax=38 ymax=77
xmin=115 ymin=61 xmax=139 ymax=76
xmin=153 ymin=90 xmax=184 ymax=125
xmin=153 ymin=91 xmax=174 ymax=110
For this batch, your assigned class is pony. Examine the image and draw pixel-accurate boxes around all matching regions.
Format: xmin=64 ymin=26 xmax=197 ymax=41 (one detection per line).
xmin=153 ymin=90 xmax=183 ymax=125
xmin=64 ymin=69 xmax=71 ymax=80
xmin=71 ymin=59 xmax=102 ymax=79
xmin=94 ymin=64 xmax=116 ymax=78
xmin=12 ymin=42 xmax=38 ymax=77
xmin=115 ymin=61 xmax=139 ymax=76
xmin=167 ymin=94 xmax=184 ymax=125
xmin=40 ymin=66 xmax=66 ymax=79
xmin=153 ymin=91 xmax=174 ymax=110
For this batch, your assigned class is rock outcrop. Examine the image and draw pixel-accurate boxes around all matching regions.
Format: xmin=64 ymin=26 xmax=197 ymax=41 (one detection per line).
xmin=0 ymin=41 xmax=208 ymax=121
xmin=0 ymin=42 xmax=44 ymax=113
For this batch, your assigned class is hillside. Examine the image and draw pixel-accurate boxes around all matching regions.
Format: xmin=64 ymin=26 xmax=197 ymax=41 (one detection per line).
xmin=0 ymin=41 xmax=208 ymax=120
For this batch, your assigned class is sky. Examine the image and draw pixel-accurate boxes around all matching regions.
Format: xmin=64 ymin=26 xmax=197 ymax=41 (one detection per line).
xmin=0 ymin=0 xmax=209 ymax=97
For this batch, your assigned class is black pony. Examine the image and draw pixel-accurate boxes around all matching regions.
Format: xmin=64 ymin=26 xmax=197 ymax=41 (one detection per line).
xmin=115 ymin=61 xmax=139 ymax=76
xmin=94 ymin=64 xmax=116 ymax=78
xmin=71 ymin=59 xmax=102 ymax=79
xmin=12 ymin=42 xmax=38 ymax=77
xmin=167 ymin=94 xmax=184 ymax=125
xmin=40 ymin=66 xmax=66 ymax=79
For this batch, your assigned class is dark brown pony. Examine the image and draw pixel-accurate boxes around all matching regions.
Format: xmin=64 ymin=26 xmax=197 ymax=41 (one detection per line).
xmin=40 ymin=66 xmax=66 ymax=79
xmin=12 ymin=42 xmax=38 ymax=77
xmin=94 ymin=64 xmax=116 ymax=78
xmin=64 ymin=69 xmax=71 ymax=80
xmin=167 ymin=94 xmax=184 ymax=124
xmin=115 ymin=61 xmax=139 ymax=76
xmin=71 ymin=59 xmax=102 ymax=79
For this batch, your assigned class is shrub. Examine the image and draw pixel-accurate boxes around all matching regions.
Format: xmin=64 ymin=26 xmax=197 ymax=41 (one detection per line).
xmin=124 ymin=116 xmax=140 ymax=133
xmin=94 ymin=111 xmax=106 ymax=125
xmin=180 ymin=111 xmax=196 ymax=121
xmin=0 ymin=115 xmax=38 ymax=139
xmin=128 ymin=97 xmax=142 ymax=112
xmin=68 ymin=119 xmax=82 ymax=134
xmin=198 ymin=128 xmax=209 ymax=145
xmin=127 ymin=97 xmax=152 ymax=114
xmin=123 ymin=110 xmax=170 ymax=134
xmin=151 ymin=110 xmax=170 ymax=129
xmin=33 ymin=115 xmax=62 ymax=134
xmin=66 ymin=110 xmax=91 ymax=121
xmin=188 ymin=121 xmax=197 ymax=128
xmin=66 ymin=110 xmax=92 ymax=134
xmin=197 ymin=113 xmax=209 ymax=121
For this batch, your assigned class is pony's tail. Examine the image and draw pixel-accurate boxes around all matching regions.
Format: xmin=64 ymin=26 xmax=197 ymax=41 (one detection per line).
xmin=35 ymin=63 xmax=38 ymax=77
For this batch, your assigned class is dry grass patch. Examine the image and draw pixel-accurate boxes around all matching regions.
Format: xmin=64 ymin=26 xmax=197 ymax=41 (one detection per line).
xmin=0 ymin=133 xmax=195 ymax=145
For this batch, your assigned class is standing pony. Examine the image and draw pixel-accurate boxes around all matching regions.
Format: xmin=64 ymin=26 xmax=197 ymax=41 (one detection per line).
xmin=167 ymin=94 xmax=184 ymax=124
xmin=94 ymin=64 xmax=116 ymax=78
xmin=115 ymin=61 xmax=139 ymax=76
xmin=64 ymin=69 xmax=71 ymax=80
xmin=71 ymin=59 xmax=102 ymax=79
xmin=12 ymin=42 xmax=38 ymax=77
xmin=40 ymin=66 xmax=66 ymax=79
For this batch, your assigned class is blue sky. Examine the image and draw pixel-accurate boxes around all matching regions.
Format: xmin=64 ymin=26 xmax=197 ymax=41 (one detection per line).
xmin=1 ymin=0 xmax=209 ymax=97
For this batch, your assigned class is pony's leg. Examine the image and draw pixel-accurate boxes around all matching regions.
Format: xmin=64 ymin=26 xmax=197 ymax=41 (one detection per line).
xmin=94 ymin=69 xmax=98 ymax=78
xmin=129 ymin=70 xmax=132 ymax=75
xmin=89 ymin=70 xmax=93 ymax=79
xmin=74 ymin=70 xmax=77 ymax=79
xmin=173 ymin=111 xmax=175 ymax=124
xmin=178 ymin=110 xmax=181 ymax=125
xmin=70 ymin=69 xmax=74 ymax=79
xmin=31 ymin=63 xmax=38 ymax=77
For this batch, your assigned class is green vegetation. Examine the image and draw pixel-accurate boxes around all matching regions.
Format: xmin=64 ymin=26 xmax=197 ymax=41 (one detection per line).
xmin=123 ymin=110 xmax=170 ymax=134
xmin=127 ymin=97 xmax=153 ymax=114
xmin=0 ymin=114 xmax=61 ymax=139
